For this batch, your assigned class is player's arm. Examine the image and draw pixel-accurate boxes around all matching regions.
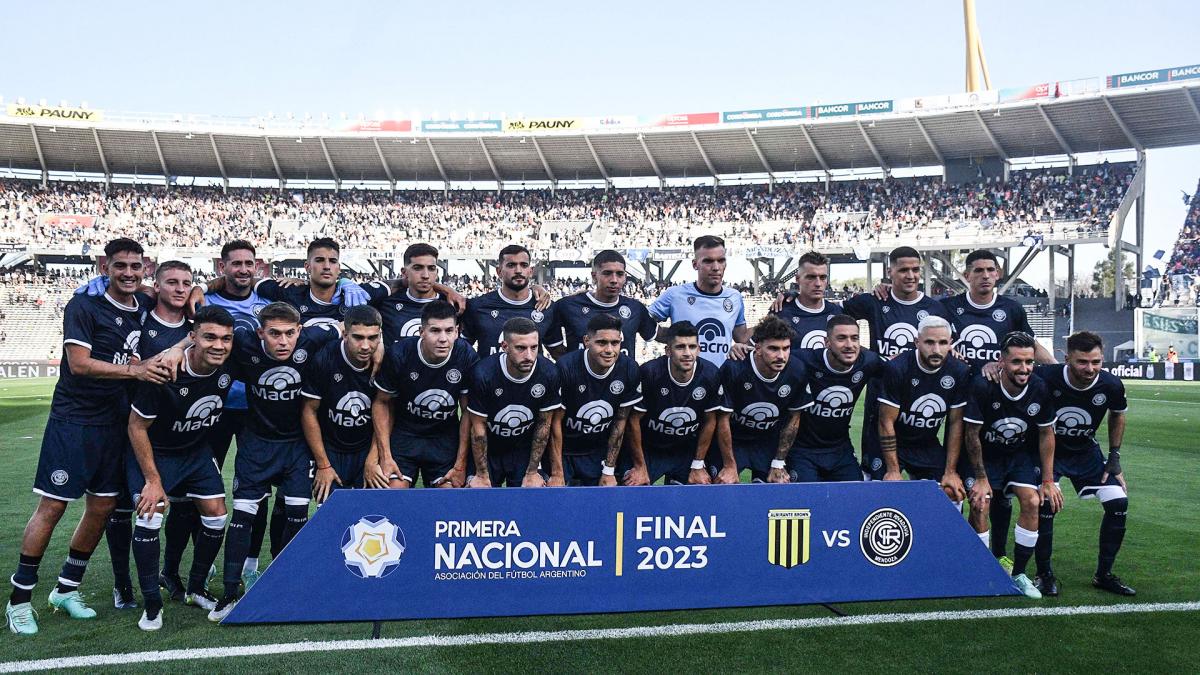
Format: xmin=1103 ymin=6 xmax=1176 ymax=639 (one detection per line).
xmin=64 ymin=343 xmax=171 ymax=383
xmin=729 ymin=324 xmax=753 ymax=360
xmin=1102 ymin=411 xmax=1127 ymax=488
xmin=127 ymin=410 xmax=164 ymax=519
xmin=599 ymin=405 xmax=632 ymax=487
xmin=878 ymin=403 xmax=903 ymax=481
xmin=940 ymin=407 xmax=967 ymax=501
xmin=545 ymin=409 xmax=565 ymax=487
xmin=690 ymin=411 xmax=717 ymax=484
xmin=367 ymin=392 xmax=398 ymax=488
xmin=300 ymin=397 xmax=340 ymax=503
xmin=440 ymin=396 xmax=472 ymax=488
xmin=1038 ymin=423 xmax=1063 ymax=513
xmin=964 ymin=421 xmax=991 ymax=511
xmin=769 ymin=411 xmax=800 ymax=483
xmin=1033 ymin=341 xmax=1056 ymax=365
xmin=523 ymin=411 xmax=554 ymax=488
xmin=467 ymin=411 xmax=491 ymax=488
xmin=712 ymin=412 xmax=739 ymax=484
xmin=623 ymin=410 xmax=650 ymax=486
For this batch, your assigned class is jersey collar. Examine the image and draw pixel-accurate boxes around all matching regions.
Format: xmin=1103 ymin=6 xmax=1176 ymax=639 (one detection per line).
xmin=889 ymin=290 xmax=925 ymax=306
xmin=584 ymin=352 xmax=616 ymax=380
xmin=1062 ymin=364 xmax=1099 ymax=391
xmin=750 ymin=354 xmax=780 ymax=383
xmin=150 ymin=310 xmax=186 ymax=328
xmin=586 ymin=291 xmax=619 ymax=308
xmin=499 ymin=353 xmax=535 ymax=383
xmin=406 ymin=289 xmax=437 ymax=304
xmin=999 ymin=379 xmax=1029 ymax=402
xmin=103 ymin=290 xmax=140 ymax=312
xmin=340 ymin=341 xmax=368 ymax=373
xmin=822 ymin=349 xmax=855 ymax=374
xmin=416 ymin=338 xmax=452 ymax=369
xmin=496 ymin=287 xmax=532 ymax=305
xmin=691 ymin=282 xmax=725 ymax=297
xmin=668 ymin=362 xmax=696 ymax=388
xmin=308 ymin=289 xmax=333 ymax=306
xmin=794 ymin=298 xmax=826 ymax=314
xmin=181 ymin=347 xmax=215 ymax=378
xmin=966 ymin=291 xmax=998 ymax=310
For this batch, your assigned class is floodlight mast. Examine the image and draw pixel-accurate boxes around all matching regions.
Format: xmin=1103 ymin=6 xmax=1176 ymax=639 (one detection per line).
xmin=963 ymin=0 xmax=992 ymax=92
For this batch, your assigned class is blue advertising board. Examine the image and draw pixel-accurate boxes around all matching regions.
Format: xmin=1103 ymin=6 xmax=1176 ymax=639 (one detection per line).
xmin=721 ymin=107 xmax=808 ymax=123
xmin=420 ymin=119 xmax=503 ymax=132
xmin=1107 ymin=64 xmax=1200 ymax=89
xmin=225 ymin=481 xmax=1018 ymax=624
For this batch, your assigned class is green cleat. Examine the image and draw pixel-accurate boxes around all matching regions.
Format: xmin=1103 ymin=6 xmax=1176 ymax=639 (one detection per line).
xmin=1012 ymin=573 xmax=1043 ymax=599
xmin=48 ymin=589 xmax=97 ymax=619
xmin=242 ymin=568 xmax=261 ymax=592
xmin=997 ymin=556 xmax=1014 ymax=575
xmin=6 ymin=602 xmax=39 ymax=635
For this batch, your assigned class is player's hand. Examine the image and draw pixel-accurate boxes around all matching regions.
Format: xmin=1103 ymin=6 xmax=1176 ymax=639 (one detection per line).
xmin=769 ymin=292 xmax=790 ymax=313
xmin=445 ymin=287 xmax=468 ymax=315
xmin=313 ymin=466 xmax=342 ymax=503
xmin=940 ymin=471 xmax=967 ymax=502
xmin=623 ymin=464 xmax=651 ymax=486
xmin=688 ymin=468 xmax=712 ymax=485
xmin=362 ymin=457 xmax=384 ymax=489
xmin=883 ymin=469 xmax=903 ymax=482
xmin=336 ymin=279 xmax=370 ymax=307
xmin=154 ymin=346 xmax=186 ymax=381
xmin=133 ymin=361 xmax=172 ymax=384
xmin=873 ymin=282 xmax=891 ymax=301
xmin=1040 ymin=480 xmax=1064 ymax=514
xmin=136 ymin=481 xmax=166 ymax=519
xmin=728 ymin=342 xmax=753 ymax=361
xmin=1101 ymin=450 xmax=1126 ymax=493
xmin=599 ymin=474 xmax=617 ymax=487
xmin=184 ymin=286 xmax=206 ymax=318
xmin=443 ymin=465 xmax=466 ymax=488
xmin=767 ymin=467 xmax=790 ymax=483
xmin=278 ymin=278 xmax=306 ymax=288
xmin=468 ymin=474 xmax=492 ymax=488
xmin=532 ymin=285 xmax=553 ymax=312
xmin=522 ymin=471 xmax=547 ymax=488
xmin=546 ymin=472 xmax=565 ymax=487
xmin=1101 ymin=469 xmax=1127 ymax=493
xmin=969 ymin=478 xmax=992 ymax=512
xmin=981 ymin=361 xmax=1004 ymax=383
xmin=714 ymin=466 xmax=740 ymax=485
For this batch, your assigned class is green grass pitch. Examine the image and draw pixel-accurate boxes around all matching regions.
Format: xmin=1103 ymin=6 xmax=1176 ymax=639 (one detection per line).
xmin=0 ymin=377 xmax=1197 ymax=672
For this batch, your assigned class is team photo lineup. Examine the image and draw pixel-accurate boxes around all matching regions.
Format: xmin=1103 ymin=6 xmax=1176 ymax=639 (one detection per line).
xmin=5 ymin=231 xmax=1135 ymax=635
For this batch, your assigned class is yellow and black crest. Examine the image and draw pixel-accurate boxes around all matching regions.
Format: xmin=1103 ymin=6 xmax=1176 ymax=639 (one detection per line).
xmin=767 ymin=509 xmax=810 ymax=568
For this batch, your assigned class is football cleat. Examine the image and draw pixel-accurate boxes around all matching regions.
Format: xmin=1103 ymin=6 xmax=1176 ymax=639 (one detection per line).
xmin=207 ymin=596 xmax=238 ymax=623
xmin=184 ymin=589 xmax=218 ymax=611
xmin=113 ymin=585 xmax=139 ymax=609
xmin=1034 ymin=573 xmax=1060 ymax=597
xmin=206 ymin=564 xmax=217 ymax=587
xmin=48 ymin=589 xmax=97 ymax=619
xmin=997 ymin=556 xmax=1014 ymax=575
xmin=1012 ymin=573 xmax=1043 ymax=599
xmin=242 ymin=568 xmax=261 ymax=592
xmin=159 ymin=573 xmax=185 ymax=602
xmin=1093 ymin=573 xmax=1137 ymax=596
xmin=138 ymin=606 xmax=163 ymax=631
xmin=5 ymin=602 xmax=39 ymax=635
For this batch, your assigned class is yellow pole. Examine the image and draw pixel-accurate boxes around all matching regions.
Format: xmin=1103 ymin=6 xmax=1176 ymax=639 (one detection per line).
xmin=963 ymin=0 xmax=991 ymax=92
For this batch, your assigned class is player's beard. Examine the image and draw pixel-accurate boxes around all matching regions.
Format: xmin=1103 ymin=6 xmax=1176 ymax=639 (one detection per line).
xmin=504 ymin=277 xmax=528 ymax=293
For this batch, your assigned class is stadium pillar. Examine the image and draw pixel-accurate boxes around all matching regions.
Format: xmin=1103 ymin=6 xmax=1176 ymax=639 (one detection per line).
xmin=1067 ymin=245 xmax=1075 ymax=308
xmin=1048 ymin=247 xmax=1056 ymax=315
xmin=922 ymin=253 xmax=931 ymax=293
xmin=1136 ymin=153 xmax=1146 ymax=288
xmin=824 ymin=172 xmax=831 ymax=194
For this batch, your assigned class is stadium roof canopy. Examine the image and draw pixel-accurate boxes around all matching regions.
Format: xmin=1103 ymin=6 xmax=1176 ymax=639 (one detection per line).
xmin=2 ymin=82 xmax=1198 ymax=185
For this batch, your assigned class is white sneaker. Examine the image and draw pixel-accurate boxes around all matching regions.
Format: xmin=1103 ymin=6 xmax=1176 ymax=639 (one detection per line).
xmin=1012 ymin=573 xmax=1043 ymax=599
xmin=138 ymin=607 xmax=163 ymax=631
xmin=184 ymin=590 xmax=218 ymax=611
xmin=207 ymin=597 xmax=238 ymax=623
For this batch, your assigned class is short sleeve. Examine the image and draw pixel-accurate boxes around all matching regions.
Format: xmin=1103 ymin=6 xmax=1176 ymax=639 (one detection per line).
xmin=539 ymin=365 xmax=563 ymax=412
xmin=842 ymin=293 xmax=871 ymax=322
xmin=1109 ymin=381 xmax=1128 ymax=413
xmin=131 ymin=382 xmax=160 ymax=419
xmin=254 ymin=279 xmax=283 ymax=301
xmin=363 ymin=281 xmax=392 ymax=307
xmin=62 ymin=299 xmax=95 ymax=349
xmin=1034 ymin=393 xmax=1057 ymax=427
xmin=878 ymin=364 xmax=902 ymax=409
xmin=716 ymin=362 xmax=735 ymax=412
xmin=637 ymin=303 xmax=658 ymax=340
xmin=542 ymin=303 xmax=565 ymax=348
xmin=466 ymin=365 xmax=490 ymax=419
xmin=733 ymin=295 xmax=746 ymax=327
xmin=374 ymin=347 xmax=401 ymax=394
xmin=963 ymin=380 xmax=985 ymax=424
xmin=303 ymin=324 xmax=340 ymax=350
xmin=459 ymin=300 xmax=479 ymax=343
xmin=1014 ymin=303 xmax=1034 ymax=336
xmin=647 ymin=287 xmax=674 ymax=321
xmin=619 ymin=360 xmax=642 ymax=408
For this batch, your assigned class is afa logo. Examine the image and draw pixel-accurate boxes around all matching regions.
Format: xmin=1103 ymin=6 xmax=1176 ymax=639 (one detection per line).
xmin=767 ymin=509 xmax=810 ymax=569
xmin=650 ymin=406 xmax=699 ymax=436
xmin=491 ymin=404 xmax=534 ymax=437
xmin=330 ymin=392 xmax=372 ymax=427
xmin=798 ymin=329 xmax=826 ymax=349
xmin=341 ymin=515 xmax=406 ymax=579
xmin=407 ymin=389 xmax=456 ymax=421
xmin=400 ymin=318 xmax=422 ymax=337
xmin=860 ymin=508 xmax=912 ymax=567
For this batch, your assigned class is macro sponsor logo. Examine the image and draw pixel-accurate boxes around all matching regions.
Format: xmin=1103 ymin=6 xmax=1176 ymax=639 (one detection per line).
xmin=649 ymin=406 xmax=699 ymax=436
xmin=566 ymin=400 xmax=614 ymax=435
xmin=329 ymin=391 xmax=372 ymax=427
xmin=172 ymin=394 xmax=224 ymax=433
xmin=406 ymin=389 xmax=456 ymax=421
xmin=984 ymin=417 xmax=1028 ymax=446
xmin=899 ymin=393 xmax=947 ymax=429
xmin=799 ymin=329 xmax=826 ymax=349
xmin=253 ymin=366 xmax=302 ymax=401
xmin=734 ymin=401 xmax=780 ymax=430
xmin=880 ymin=323 xmax=917 ymax=356
xmin=490 ymin=404 xmax=534 ymax=437
xmin=811 ymin=386 xmax=854 ymax=419
xmin=955 ymin=324 xmax=1000 ymax=363
xmin=695 ymin=318 xmax=729 ymax=354
xmin=1054 ymin=406 xmax=1095 ymax=438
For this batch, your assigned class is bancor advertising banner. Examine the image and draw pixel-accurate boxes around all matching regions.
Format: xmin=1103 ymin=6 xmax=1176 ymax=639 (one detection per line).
xmin=225 ymin=481 xmax=1018 ymax=624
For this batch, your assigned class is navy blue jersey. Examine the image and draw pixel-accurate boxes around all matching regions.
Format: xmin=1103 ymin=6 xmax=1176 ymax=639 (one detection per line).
xmin=635 ymin=356 xmax=724 ymax=448
xmin=877 ymin=350 xmax=971 ymax=468
xmin=138 ymin=311 xmax=191 ymax=360
xmin=374 ymin=336 xmax=478 ymax=438
xmin=131 ymin=355 xmax=234 ymax=455
xmin=204 ymin=286 xmax=270 ymax=409
xmin=842 ymin=291 xmax=951 ymax=359
xmin=466 ymin=354 xmax=563 ymax=453
xmin=228 ymin=325 xmax=340 ymax=440
xmin=53 ymin=291 xmax=152 ymax=425
xmin=300 ymin=340 xmax=376 ymax=453
xmin=461 ymin=290 xmax=558 ymax=356
xmin=371 ymin=284 xmax=443 ymax=344
xmin=963 ymin=376 xmax=1057 ymax=458
xmin=718 ymin=356 xmax=811 ymax=445
xmin=944 ymin=293 xmax=1034 ymax=374
xmin=794 ymin=348 xmax=884 ymax=449
xmin=555 ymin=350 xmax=642 ymax=456
xmin=771 ymin=299 xmax=843 ymax=350
xmin=255 ymin=279 xmax=346 ymax=330
xmin=552 ymin=292 xmax=657 ymax=355
xmin=1034 ymin=364 xmax=1128 ymax=454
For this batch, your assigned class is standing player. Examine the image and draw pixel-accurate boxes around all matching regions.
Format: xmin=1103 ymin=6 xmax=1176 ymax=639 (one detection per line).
xmin=466 ymin=318 xmax=562 ymax=487
xmin=554 ymin=314 xmax=642 ymax=486
xmin=962 ymin=331 xmax=1062 ymax=598
xmin=649 ymin=236 xmax=751 ymax=367
xmin=714 ymin=316 xmax=811 ymax=484
xmin=548 ymin=250 xmax=657 ymax=357
xmin=372 ymin=301 xmax=478 ymax=489
xmin=208 ymin=303 xmax=339 ymax=621
xmin=370 ymin=243 xmax=445 ymax=344
xmin=841 ymin=246 xmax=952 ymax=479
xmin=462 ymin=245 xmax=558 ymax=357
xmin=877 ymin=316 xmax=972 ymax=500
xmin=945 ymin=249 xmax=1055 ymax=564
xmin=1031 ymin=331 xmax=1134 ymax=596
xmin=125 ymin=307 xmax=235 ymax=630
xmin=770 ymin=251 xmax=842 ymax=350
xmin=6 ymin=238 xmax=171 ymax=636
xmin=789 ymin=316 xmax=884 ymax=482
xmin=300 ymin=306 xmax=383 ymax=502
xmin=623 ymin=322 xmax=724 ymax=485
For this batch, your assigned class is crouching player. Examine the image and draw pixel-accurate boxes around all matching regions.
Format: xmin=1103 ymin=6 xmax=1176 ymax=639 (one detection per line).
xmin=300 ymin=306 xmax=383 ymax=501
xmin=125 ymin=307 xmax=236 ymax=630
xmin=878 ymin=316 xmax=971 ymax=502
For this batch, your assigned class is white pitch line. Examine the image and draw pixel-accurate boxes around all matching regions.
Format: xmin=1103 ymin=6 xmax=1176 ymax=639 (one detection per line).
xmin=1 ymin=601 xmax=1197 ymax=673
xmin=1127 ymin=397 xmax=1200 ymax=405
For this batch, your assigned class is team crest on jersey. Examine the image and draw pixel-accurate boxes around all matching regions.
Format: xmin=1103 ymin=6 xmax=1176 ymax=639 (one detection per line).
xmin=219 ymin=374 xmax=231 ymax=389
xmin=494 ymin=388 xmax=503 ymax=397
xmin=851 ymin=371 xmax=864 ymax=384
xmin=743 ymin=382 xmax=752 ymax=390
xmin=531 ymin=310 xmax=544 ymax=323
xmin=618 ymin=305 xmax=631 ymax=319
xmin=300 ymin=305 xmax=309 ymax=314
xmin=175 ymin=386 xmax=188 ymax=398
xmin=531 ymin=384 xmax=546 ymax=398
xmin=293 ymin=349 xmax=308 ymax=363
xmin=791 ymin=316 xmax=799 ymax=323
xmin=115 ymin=316 xmax=123 ymax=326
xmin=882 ymin=306 xmax=890 ymax=314
xmin=815 ymin=371 xmax=824 ymax=379
xmin=1027 ymin=403 xmax=1040 ymax=415
xmin=447 ymin=369 xmax=462 ymax=384
xmin=917 ymin=310 xmax=929 ymax=321
xmin=581 ymin=307 xmax=590 ymax=315
xmin=610 ymin=380 xmax=625 ymax=395
xmin=723 ymin=298 xmax=734 ymax=313
xmin=992 ymin=402 xmax=1001 ymax=409
xmin=940 ymin=376 xmax=954 ymax=389
xmin=992 ymin=309 xmax=1007 ymax=322
xmin=251 ymin=356 xmax=260 ymax=364
xmin=956 ymin=307 xmax=965 ymax=315
xmin=578 ymin=384 xmax=586 ymax=393
xmin=148 ymin=329 xmax=158 ymax=338
xmin=911 ymin=378 xmax=920 ymax=387
xmin=687 ymin=296 xmax=696 ymax=305
xmin=1092 ymin=393 xmax=1106 ymax=406
xmin=660 ymin=387 xmax=669 ymax=396
xmin=778 ymin=384 xmax=791 ymax=398
xmin=692 ymin=387 xmax=706 ymax=400
xmin=409 ymin=372 xmax=419 ymax=381
xmin=50 ymin=470 xmax=69 ymax=486
xmin=334 ymin=373 xmax=343 ymax=383
xmin=490 ymin=310 xmax=499 ymax=319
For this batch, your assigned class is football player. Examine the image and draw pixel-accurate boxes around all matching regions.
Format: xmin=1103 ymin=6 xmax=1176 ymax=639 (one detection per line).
xmin=548 ymin=250 xmax=656 ymax=357
xmin=769 ymin=251 xmax=842 ymax=351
